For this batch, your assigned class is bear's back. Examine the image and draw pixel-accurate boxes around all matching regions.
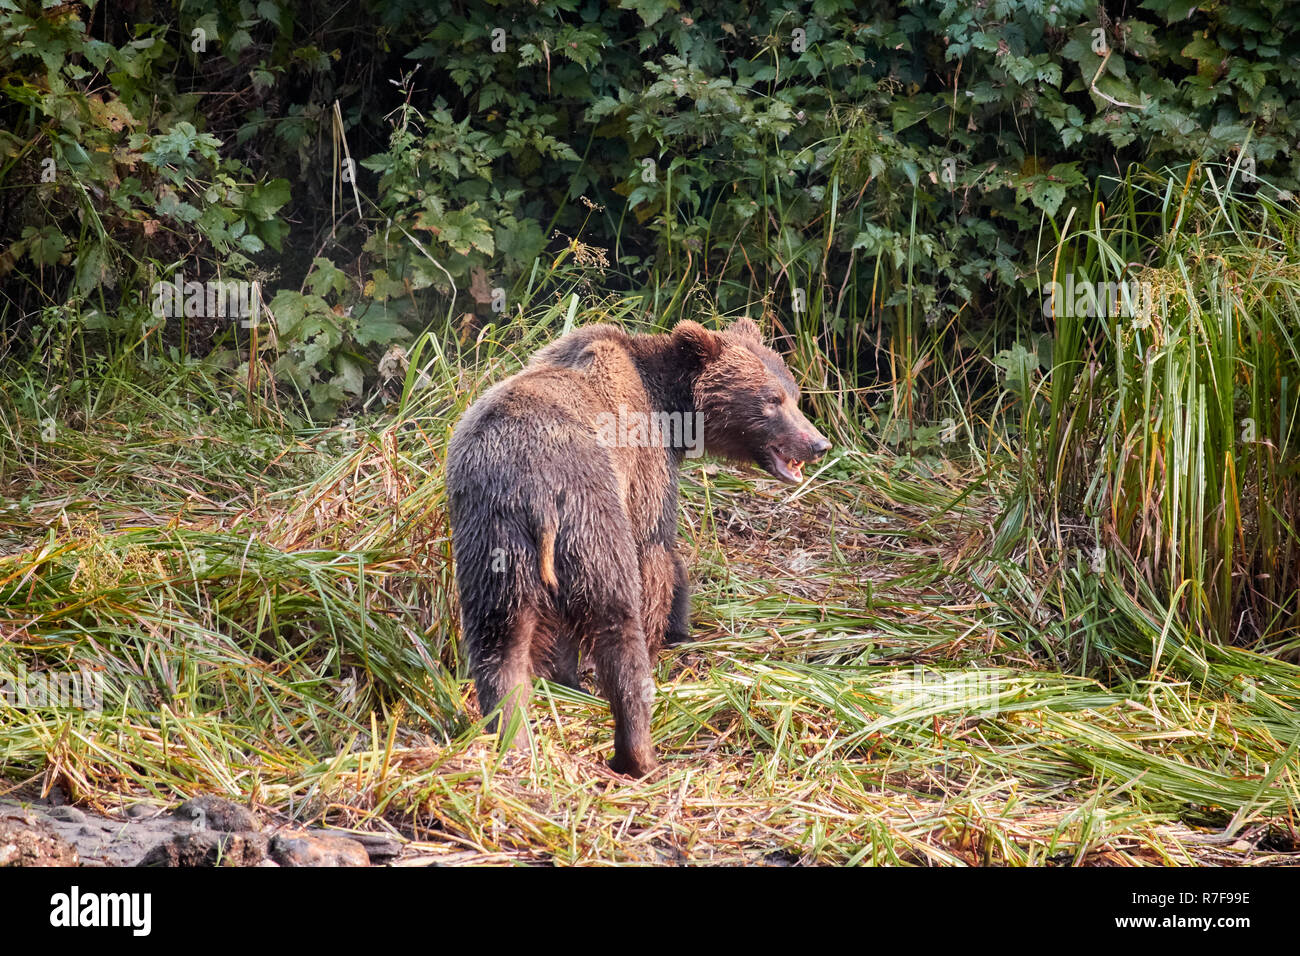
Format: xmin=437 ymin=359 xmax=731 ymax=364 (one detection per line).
xmin=447 ymin=325 xmax=669 ymax=544
xmin=528 ymin=323 xmax=630 ymax=371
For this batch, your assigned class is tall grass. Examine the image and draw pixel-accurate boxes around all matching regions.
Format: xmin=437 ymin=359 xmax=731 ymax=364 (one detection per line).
xmin=1027 ymin=164 xmax=1300 ymax=664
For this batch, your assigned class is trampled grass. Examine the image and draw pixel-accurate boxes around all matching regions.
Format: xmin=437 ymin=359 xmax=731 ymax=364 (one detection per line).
xmin=1 ymin=320 xmax=1296 ymax=865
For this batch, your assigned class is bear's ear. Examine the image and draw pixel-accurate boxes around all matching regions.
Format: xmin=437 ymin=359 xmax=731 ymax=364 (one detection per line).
xmin=671 ymin=320 xmax=723 ymax=363
xmin=728 ymin=317 xmax=763 ymax=343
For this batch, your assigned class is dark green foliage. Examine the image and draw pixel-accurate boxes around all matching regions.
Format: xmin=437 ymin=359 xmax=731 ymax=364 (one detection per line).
xmin=4 ymin=0 xmax=1298 ymax=418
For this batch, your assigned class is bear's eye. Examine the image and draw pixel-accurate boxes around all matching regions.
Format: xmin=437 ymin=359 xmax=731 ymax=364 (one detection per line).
xmin=766 ymin=394 xmax=783 ymax=406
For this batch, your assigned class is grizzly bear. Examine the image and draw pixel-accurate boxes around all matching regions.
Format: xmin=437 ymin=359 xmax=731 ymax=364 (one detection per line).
xmin=446 ymin=318 xmax=830 ymax=776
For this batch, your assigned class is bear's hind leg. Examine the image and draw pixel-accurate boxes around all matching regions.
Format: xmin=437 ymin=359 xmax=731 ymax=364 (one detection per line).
xmin=472 ymin=605 xmax=537 ymax=750
xmin=558 ymin=493 xmax=657 ymax=775
xmin=590 ymin=608 xmax=657 ymax=776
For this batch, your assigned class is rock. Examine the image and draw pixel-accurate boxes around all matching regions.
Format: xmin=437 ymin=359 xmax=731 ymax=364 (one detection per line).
xmin=270 ymin=831 xmax=370 ymax=867
xmin=335 ymin=830 xmax=402 ymax=864
xmin=0 ymin=797 xmax=399 ymax=868
xmin=0 ymin=817 xmax=79 ymax=866
xmin=173 ymin=795 xmax=259 ymax=833
xmin=138 ymin=831 xmax=268 ymax=867
xmin=48 ymin=806 xmax=86 ymax=824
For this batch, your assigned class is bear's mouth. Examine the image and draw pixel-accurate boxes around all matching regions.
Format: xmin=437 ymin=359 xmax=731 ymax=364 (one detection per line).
xmin=763 ymin=449 xmax=806 ymax=484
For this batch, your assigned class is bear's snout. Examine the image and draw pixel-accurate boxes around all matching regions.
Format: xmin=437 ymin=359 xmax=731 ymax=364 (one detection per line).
xmin=760 ymin=419 xmax=831 ymax=484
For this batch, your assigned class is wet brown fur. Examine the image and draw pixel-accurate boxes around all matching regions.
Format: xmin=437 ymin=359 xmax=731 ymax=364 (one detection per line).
xmin=446 ymin=318 xmax=830 ymax=775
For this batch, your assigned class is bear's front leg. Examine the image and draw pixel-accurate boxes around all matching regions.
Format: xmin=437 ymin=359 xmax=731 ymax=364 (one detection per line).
xmin=638 ymin=543 xmax=679 ymax=652
xmin=663 ymin=551 xmax=691 ymax=646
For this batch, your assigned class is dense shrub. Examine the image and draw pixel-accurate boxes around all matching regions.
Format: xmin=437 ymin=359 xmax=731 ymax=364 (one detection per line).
xmin=3 ymin=1 xmax=1297 ymax=414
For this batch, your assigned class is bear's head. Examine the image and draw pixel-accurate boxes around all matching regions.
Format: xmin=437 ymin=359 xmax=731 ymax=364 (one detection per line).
xmin=673 ymin=318 xmax=832 ymax=483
